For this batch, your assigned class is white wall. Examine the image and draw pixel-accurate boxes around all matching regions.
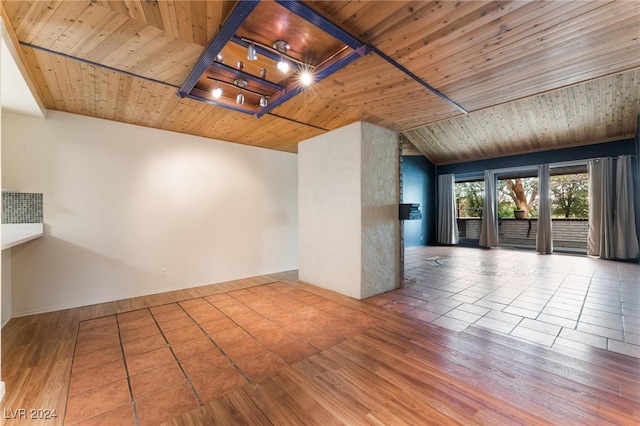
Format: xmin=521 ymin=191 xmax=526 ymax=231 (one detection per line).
xmin=298 ymin=122 xmax=399 ymax=299
xmin=2 ymin=111 xmax=298 ymax=316
xmin=298 ymin=123 xmax=363 ymax=298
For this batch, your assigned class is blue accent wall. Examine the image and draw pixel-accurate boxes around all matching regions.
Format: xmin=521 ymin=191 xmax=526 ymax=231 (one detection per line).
xmin=402 ymin=156 xmax=436 ymax=246
xmin=437 ymin=139 xmax=636 ymax=178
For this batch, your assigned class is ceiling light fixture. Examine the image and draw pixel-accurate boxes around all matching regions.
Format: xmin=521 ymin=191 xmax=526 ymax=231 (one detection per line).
xmin=273 ymin=40 xmax=291 ymax=74
xmin=212 ymin=81 xmax=222 ymax=99
xmin=247 ymin=42 xmax=258 ymax=61
xmin=180 ymin=1 xmax=375 ymax=117
xmin=234 ymin=78 xmax=248 ymax=105
xmin=260 ymin=95 xmax=268 ymax=107
xmin=215 ymin=53 xmax=223 ymax=63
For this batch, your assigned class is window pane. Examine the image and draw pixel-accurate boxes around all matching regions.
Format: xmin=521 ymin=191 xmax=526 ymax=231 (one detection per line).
xmin=550 ymin=173 xmax=588 ymax=218
xmin=455 ymin=181 xmax=484 ymax=217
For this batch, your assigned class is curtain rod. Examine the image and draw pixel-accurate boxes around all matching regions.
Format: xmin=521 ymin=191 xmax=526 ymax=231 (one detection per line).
xmin=489 ymin=155 xmax=636 ymax=175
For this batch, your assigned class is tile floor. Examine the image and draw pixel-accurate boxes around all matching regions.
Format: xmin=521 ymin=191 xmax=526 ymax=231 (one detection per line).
xmin=65 ymin=284 xmax=384 ymax=425
xmin=366 ymin=246 xmax=640 ymax=359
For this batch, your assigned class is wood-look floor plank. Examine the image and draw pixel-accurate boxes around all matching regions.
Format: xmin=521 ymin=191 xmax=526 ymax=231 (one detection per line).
xmin=268 ymin=370 xmax=344 ymax=426
xmin=461 ymin=325 xmax=640 ymax=403
xmin=297 ymin=349 xmax=458 ymax=426
xmin=330 ymin=337 xmax=550 ymax=425
xmin=1 ymin=358 xmax=72 ymax=425
xmin=347 ymin=334 xmax=561 ymax=424
xmin=167 ymin=389 xmax=273 ymax=426
xmin=361 ymin=325 xmax=637 ymax=424
xmin=242 ymin=380 xmax=314 ymax=425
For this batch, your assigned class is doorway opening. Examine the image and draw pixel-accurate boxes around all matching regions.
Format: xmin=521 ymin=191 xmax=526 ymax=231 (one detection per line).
xmin=455 ymin=165 xmax=589 ymax=253
xmin=497 ymin=166 xmax=588 ymax=253
xmin=455 ymin=180 xmax=483 ymax=247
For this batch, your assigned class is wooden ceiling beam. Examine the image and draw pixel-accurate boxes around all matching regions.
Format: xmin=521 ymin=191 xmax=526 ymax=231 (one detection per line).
xmin=0 ymin=1 xmax=47 ymax=115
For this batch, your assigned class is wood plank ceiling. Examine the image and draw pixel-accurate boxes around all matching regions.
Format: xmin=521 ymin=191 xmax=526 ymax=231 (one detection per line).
xmin=2 ymin=1 xmax=639 ymax=165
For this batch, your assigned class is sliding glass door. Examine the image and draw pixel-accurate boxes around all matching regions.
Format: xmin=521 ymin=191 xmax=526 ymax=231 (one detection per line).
xmin=454 ymin=180 xmax=483 ymax=247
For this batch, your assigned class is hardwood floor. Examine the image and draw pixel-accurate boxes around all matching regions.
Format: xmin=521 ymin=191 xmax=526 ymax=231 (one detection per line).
xmin=1 ymin=264 xmax=638 ymax=425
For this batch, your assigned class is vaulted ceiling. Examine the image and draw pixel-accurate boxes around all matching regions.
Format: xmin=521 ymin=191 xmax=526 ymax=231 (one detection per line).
xmin=2 ymin=1 xmax=639 ymax=165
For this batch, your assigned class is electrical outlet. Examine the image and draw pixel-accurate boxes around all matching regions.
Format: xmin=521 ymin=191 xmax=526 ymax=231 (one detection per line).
xmin=160 ymin=268 xmax=166 ymax=278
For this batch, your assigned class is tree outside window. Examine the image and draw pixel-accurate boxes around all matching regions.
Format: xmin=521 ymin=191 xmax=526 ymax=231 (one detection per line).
xmin=499 ymin=177 xmax=538 ymax=218
xmin=455 ymin=171 xmax=588 ymax=220
xmin=550 ymin=173 xmax=588 ymax=218
xmin=455 ymin=181 xmax=483 ymax=218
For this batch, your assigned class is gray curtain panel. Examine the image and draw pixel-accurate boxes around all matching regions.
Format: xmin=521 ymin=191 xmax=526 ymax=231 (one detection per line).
xmin=588 ymin=157 xmax=615 ymax=259
xmin=536 ymin=164 xmax=553 ymax=254
xmin=479 ymin=170 xmax=498 ymax=248
xmin=437 ymin=174 xmax=459 ymax=245
xmin=613 ymin=155 xmax=640 ymax=260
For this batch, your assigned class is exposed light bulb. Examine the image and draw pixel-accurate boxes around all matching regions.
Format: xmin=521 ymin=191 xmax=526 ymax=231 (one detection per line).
xmin=215 ymin=53 xmax=223 ymax=63
xmin=277 ymin=58 xmax=289 ymax=73
xmin=300 ymin=71 xmax=313 ymax=86
xmin=212 ymin=86 xmax=222 ymax=99
xmin=236 ymin=92 xmax=244 ymax=105
xmin=260 ymin=96 xmax=268 ymax=107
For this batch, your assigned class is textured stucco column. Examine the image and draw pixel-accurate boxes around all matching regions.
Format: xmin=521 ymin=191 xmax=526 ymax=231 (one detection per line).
xmin=298 ymin=121 xmax=400 ymax=299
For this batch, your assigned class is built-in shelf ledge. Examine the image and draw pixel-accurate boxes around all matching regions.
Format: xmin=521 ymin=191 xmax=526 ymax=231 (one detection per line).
xmin=2 ymin=223 xmax=43 ymax=250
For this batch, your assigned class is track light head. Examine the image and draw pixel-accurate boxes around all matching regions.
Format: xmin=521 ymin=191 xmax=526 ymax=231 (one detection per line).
xmin=247 ymin=43 xmax=258 ymax=61
xmin=233 ymin=79 xmax=248 ymax=88
xmin=273 ymin=40 xmax=291 ymax=74
xmin=273 ymin=40 xmax=290 ymax=53
xmin=233 ymin=79 xmax=247 ymax=105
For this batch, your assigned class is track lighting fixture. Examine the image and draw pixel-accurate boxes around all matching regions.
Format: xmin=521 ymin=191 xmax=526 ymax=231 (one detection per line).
xmin=181 ymin=1 xmax=373 ymax=116
xmin=206 ymin=36 xmax=318 ymax=111
xmin=247 ymin=42 xmax=258 ymax=61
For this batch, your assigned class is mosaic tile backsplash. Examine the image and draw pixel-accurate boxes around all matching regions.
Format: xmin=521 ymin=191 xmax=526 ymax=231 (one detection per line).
xmin=2 ymin=191 xmax=43 ymax=224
